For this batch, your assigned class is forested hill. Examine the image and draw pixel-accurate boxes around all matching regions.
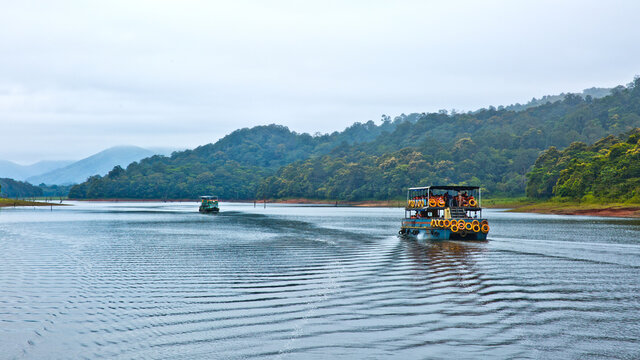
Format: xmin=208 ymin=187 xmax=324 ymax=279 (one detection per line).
xmin=258 ymin=78 xmax=640 ymax=200
xmin=70 ymin=77 xmax=640 ymax=200
xmin=68 ymin=121 xmax=401 ymax=199
xmin=526 ymin=129 xmax=640 ymax=201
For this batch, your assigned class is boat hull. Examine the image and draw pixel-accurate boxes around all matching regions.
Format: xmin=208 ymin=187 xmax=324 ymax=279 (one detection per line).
xmin=199 ymin=207 xmax=219 ymax=213
xmin=400 ymin=228 xmax=487 ymax=241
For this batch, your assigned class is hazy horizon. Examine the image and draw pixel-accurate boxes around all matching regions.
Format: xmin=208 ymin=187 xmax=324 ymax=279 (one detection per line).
xmin=2 ymin=0 xmax=640 ymax=163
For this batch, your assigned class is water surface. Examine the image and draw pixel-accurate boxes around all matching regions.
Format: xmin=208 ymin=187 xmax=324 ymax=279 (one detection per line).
xmin=1 ymin=202 xmax=639 ymax=359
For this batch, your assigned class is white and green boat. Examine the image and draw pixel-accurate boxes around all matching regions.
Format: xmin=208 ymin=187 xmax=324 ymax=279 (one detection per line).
xmin=199 ymin=196 xmax=220 ymax=213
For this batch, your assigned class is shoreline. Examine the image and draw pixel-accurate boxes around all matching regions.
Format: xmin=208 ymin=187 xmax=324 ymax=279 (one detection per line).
xmin=67 ymin=198 xmax=640 ymax=218
xmin=268 ymin=198 xmax=405 ymax=207
xmin=70 ymin=198 xmax=406 ymax=207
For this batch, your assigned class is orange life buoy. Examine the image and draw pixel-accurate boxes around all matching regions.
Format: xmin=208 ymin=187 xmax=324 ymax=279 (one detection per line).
xmin=472 ymin=224 xmax=480 ymax=232
xmin=469 ymin=199 xmax=477 ymax=207
xmin=481 ymin=224 xmax=490 ymax=233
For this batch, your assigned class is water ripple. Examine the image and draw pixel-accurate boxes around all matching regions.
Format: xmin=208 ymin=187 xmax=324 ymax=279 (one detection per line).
xmin=1 ymin=204 xmax=640 ymax=359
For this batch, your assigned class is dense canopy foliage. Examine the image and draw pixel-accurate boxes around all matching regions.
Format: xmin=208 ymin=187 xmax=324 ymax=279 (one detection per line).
xmin=526 ymin=129 xmax=640 ymax=202
xmin=0 ymin=178 xmax=43 ymax=198
xmin=70 ymin=77 xmax=640 ymax=201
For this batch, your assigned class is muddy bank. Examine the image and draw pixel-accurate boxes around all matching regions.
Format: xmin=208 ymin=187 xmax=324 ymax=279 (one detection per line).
xmin=509 ymin=205 xmax=640 ymax=218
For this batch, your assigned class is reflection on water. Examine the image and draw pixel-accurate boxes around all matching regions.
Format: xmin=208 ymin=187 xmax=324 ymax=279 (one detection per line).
xmin=1 ymin=203 xmax=639 ymax=359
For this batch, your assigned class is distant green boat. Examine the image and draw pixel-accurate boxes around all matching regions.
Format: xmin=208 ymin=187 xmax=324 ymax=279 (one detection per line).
xmin=199 ymin=196 xmax=219 ymax=213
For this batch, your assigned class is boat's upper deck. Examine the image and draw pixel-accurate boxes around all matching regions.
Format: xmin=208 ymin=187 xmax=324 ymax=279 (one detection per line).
xmin=405 ymin=185 xmax=483 ymax=218
xmin=408 ymin=185 xmax=480 ymax=191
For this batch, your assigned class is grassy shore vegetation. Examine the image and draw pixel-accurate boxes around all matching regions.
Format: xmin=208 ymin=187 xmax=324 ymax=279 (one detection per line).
xmin=0 ymin=197 xmax=59 ymax=207
xmin=69 ymin=77 xmax=640 ymax=202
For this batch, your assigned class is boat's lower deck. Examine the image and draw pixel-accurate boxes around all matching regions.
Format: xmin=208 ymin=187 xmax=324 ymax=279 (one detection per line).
xmin=400 ymin=218 xmax=489 ymax=241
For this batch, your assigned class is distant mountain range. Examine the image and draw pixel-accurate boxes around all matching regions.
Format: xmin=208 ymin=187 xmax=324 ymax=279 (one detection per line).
xmin=26 ymin=146 xmax=166 ymax=185
xmin=0 ymin=146 xmax=177 ymax=187
xmin=503 ymin=87 xmax=613 ymax=112
xmin=0 ymin=160 xmax=74 ymax=181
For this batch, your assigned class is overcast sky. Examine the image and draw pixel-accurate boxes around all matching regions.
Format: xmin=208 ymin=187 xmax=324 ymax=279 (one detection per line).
xmin=2 ymin=0 xmax=639 ymax=163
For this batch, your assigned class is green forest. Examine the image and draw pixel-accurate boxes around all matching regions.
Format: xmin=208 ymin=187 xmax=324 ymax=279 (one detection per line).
xmin=69 ymin=77 xmax=640 ymax=201
xmin=526 ymin=129 xmax=640 ymax=202
xmin=0 ymin=178 xmax=43 ymax=198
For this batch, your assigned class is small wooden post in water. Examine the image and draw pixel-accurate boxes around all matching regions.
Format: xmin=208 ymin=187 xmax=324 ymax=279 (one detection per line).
xmin=264 ymin=199 xmax=266 ymax=208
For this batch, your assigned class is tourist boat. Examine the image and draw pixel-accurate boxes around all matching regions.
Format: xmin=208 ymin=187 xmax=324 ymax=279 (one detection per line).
xmin=399 ymin=186 xmax=489 ymax=240
xmin=199 ymin=195 xmax=220 ymax=213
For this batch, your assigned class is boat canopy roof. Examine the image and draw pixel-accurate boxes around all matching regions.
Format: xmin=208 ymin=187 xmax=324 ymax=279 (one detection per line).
xmin=200 ymin=195 xmax=218 ymax=200
xmin=408 ymin=185 xmax=479 ymax=191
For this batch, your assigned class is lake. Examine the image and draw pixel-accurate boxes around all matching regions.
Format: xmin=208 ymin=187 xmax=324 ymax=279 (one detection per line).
xmin=1 ymin=202 xmax=640 ymax=359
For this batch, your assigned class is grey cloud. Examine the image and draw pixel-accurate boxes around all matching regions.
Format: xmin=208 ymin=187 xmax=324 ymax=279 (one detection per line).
xmin=1 ymin=0 xmax=639 ymax=163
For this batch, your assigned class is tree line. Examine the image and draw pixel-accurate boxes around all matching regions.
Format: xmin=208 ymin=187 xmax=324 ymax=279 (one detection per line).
xmin=0 ymin=178 xmax=43 ymax=198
